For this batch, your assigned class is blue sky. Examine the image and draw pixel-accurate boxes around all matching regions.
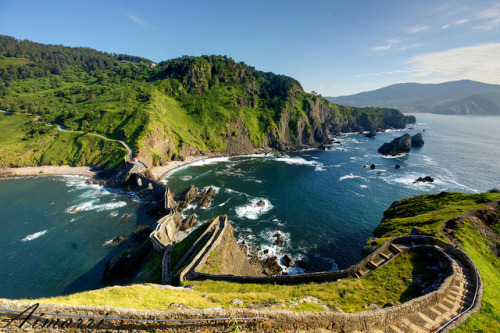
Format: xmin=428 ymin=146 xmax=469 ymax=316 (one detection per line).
xmin=1 ymin=0 xmax=499 ymax=96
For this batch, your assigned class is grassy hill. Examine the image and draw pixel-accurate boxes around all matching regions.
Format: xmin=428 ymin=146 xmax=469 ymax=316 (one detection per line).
xmin=327 ymin=80 xmax=500 ymax=115
xmin=0 ymin=35 xmax=412 ymax=170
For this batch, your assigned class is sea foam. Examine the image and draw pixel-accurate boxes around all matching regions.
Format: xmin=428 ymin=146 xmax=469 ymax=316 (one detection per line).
xmin=235 ymin=198 xmax=273 ymax=220
xmin=21 ymin=230 xmax=47 ymax=242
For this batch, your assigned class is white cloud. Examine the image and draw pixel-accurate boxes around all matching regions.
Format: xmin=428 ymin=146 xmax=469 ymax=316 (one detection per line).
xmin=455 ymin=18 xmax=470 ymax=25
xmin=408 ymin=25 xmax=430 ymax=34
xmin=372 ymin=39 xmax=418 ymax=52
xmin=441 ymin=24 xmax=450 ymax=29
xmin=406 ymin=43 xmax=500 ymax=83
xmin=474 ymin=5 xmax=500 ymax=31
xmin=125 ymin=12 xmax=155 ymax=29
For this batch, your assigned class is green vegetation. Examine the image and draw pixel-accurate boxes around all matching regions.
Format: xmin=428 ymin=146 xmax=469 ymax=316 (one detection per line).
xmin=32 ymin=251 xmax=432 ymax=313
xmin=1 ymin=35 xmax=409 ymax=169
xmin=372 ymin=191 xmax=500 ymax=332
xmin=0 ymin=113 xmax=126 ymax=170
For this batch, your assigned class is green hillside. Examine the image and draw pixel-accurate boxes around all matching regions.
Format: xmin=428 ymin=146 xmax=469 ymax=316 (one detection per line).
xmin=0 ymin=35 xmax=412 ymax=169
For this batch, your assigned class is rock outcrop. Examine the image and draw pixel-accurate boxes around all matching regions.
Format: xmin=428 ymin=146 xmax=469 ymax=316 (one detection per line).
xmin=378 ymin=134 xmax=412 ymax=156
xmin=414 ymin=176 xmax=435 ymax=183
xmin=411 ymin=133 xmax=425 ymax=147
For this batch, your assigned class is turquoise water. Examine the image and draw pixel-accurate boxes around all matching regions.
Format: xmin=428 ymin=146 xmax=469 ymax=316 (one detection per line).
xmin=164 ymin=114 xmax=500 ymax=273
xmin=1 ymin=114 xmax=499 ymax=299
xmin=0 ymin=176 xmax=156 ymax=299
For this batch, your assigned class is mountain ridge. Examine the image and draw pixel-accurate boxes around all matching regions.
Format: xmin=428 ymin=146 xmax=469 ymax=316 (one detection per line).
xmin=327 ymin=80 xmax=500 ymax=115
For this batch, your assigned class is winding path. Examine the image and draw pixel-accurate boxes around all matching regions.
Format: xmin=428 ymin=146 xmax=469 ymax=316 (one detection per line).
xmin=1 ymin=109 xmax=148 ymax=170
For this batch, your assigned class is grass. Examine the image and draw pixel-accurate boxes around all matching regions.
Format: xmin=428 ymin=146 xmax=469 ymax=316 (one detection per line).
xmin=28 ymin=251 xmax=435 ymax=313
xmin=0 ymin=113 xmax=127 ymax=170
xmin=372 ymin=191 xmax=500 ymax=332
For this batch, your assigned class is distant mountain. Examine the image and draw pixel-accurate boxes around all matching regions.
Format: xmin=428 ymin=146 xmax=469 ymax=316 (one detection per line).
xmin=326 ymin=80 xmax=500 ymax=115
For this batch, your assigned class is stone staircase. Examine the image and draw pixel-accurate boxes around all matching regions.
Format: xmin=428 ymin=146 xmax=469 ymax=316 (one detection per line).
xmin=370 ymin=252 xmax=477 ymax=333
xmin=354 ymin=243 xmax=410 ymax=277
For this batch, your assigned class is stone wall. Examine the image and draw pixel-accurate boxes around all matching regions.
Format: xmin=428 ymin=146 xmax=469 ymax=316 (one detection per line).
xmin=134 ymin=173 xmax=167 ymax=200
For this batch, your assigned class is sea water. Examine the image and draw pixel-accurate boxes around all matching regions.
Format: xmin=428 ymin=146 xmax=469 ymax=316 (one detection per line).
xmin=0 ymin=176 xmax=156 ymax=299
xmin=164 ymin=114 xmax=500 ymax=274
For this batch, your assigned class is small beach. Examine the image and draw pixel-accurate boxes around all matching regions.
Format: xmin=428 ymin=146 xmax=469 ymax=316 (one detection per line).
xmin=0 ymin=165 xmax=98 ymax=178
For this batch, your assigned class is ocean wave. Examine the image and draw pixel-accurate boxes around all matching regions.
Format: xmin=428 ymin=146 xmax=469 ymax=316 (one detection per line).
xmin=339 ymin=173 xmax=367 ymax=181
xmin=274 ymin=156 xmax=325 ymax=171
xmin=380 ymin=153 xmax=409 ymax=159
xmin=360 ymin=185 xmax=369 ymax=188
xmin=21 ymin=230 xmax=47 ymax=242
xmin=235 ymin=198 xmax=273 ymax=220
xmin=225 ymin=188 xmax=250 ymax=197
xmin=67 ymin=200 xmax=127 ymax=214
xmin=190 ymin=157 xmax=230 ymax=167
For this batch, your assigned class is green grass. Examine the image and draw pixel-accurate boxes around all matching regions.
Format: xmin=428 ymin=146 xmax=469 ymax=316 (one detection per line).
xmin=0 ymin=113 xmax=126 ymax=170
xmin=28 ymin=251 xmax=435 ymax=313
xmin=372 ymin=191 xmax=500 ymax=332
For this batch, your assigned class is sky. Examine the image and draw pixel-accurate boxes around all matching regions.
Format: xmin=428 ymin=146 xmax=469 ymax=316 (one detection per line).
xmin=1 ymin=0 xmax=500 ymax=96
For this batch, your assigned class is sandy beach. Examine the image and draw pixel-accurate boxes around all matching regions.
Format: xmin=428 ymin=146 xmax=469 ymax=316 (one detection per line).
xmin=148 ymin=155 xmax=210 ymax=180
xmin=0 ymin=165 xmax=98 ymax=178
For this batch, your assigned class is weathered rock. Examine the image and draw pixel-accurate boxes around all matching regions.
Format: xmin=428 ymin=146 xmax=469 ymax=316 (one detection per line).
xmin=411 ymin=133 xmax=425 ymax=147
xmin=274 ymin=232 xmax=284 ymax=245
xmin=230 ymin=299 xmax=244 ymax=307
xmin=255 ymin=200 xmax=266 ymax=207
xmin=414 ymin=176 xmax=434 ymax=183
xmin=261 ymin=256 xmax=283 ymax=276
xmin=370 ymin=164 xmax=376 ymax=170
xmin=364 ymin=131 xmax=376 ymax=138
xmin=197 ymin=187 xmax=216 ymax=208
xmin=103 ymin=235 xmax=127 ymax=247
xmin=120 ymin=214 xmax=131 ymax=223
xmin=395 ymin=164 xmax=401 ymax=169
xmin=176 ymin=200 xmax=189 ymax=212
xmin=378 ymin=133 xmax=412 ymax=156
xmin=181 ymin=214 xmax=197 ymax=231
xmin=178 ymin=185 xmax=199 ymax=202
xmin=282 ymin=255 xmax=294 ymax=267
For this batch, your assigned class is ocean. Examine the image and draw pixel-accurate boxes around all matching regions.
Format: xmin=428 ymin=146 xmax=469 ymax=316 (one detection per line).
xmin=0 ymin=114 xmax=499 ymax=299
xmin=0 ymin=176 xmax=156 ymax=299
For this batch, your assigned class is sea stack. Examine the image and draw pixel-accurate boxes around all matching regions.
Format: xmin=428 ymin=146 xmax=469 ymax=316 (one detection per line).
xmin=411 ymin=133 xmax=425 ymax=147
xmin=377 ymin=134 xmax=412 ymax=156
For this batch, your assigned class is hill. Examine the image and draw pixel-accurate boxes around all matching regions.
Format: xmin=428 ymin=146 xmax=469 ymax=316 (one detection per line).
xmin=0 ymin=35 xmax=413 ymax=169
xmin=327 ymin=80 xmax=500 ymax=115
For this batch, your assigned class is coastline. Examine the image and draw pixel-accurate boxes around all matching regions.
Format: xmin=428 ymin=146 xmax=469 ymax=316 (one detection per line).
xmin=0 ymin=165 xmax=98 ymax=178
xmin=148 ymin=155 xmax=214 ymax=180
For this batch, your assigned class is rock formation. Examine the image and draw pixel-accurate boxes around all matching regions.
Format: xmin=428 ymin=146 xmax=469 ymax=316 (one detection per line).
xmin=378 ymin=134 xmax=412 ymax=156
xmin=411 ymin=133 xmax=425 ymax=147
xmin=414 ymin=176 xmax=435 ymax=183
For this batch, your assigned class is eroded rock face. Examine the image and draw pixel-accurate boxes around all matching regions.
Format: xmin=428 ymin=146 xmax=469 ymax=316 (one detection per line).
xmin=197 ymin=187 xmax=217 ymax=208
xmin=411 ymin=133 xmax=425 ymax=147
xmin=378 ymin=134 xmax=412 ymax=156
xmin=414 ymin=176 xmax=434 ymax=183
xmin=181 ymin=214 xmax=197 ymax=231
xmin=282 ymin=255 xmax=294 ymax=268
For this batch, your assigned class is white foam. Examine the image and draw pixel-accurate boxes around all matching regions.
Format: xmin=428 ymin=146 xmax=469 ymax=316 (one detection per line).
xmin=66 ymin=200 xmax=127 ymax=213
xmin=381 ymin=153 xmax=409 ymax=159
xmin=360 ymin=185 xmax=369 ymax=188
xmin=339 ymin=173 xmax=366 ymax=181
xmin=189 ymin=157 xmax=230 ymax=167
xmin=21 ymin=230 xmax=47 ymax=242
xmin=273 ymin=155 xmax=326 ymax=171
xmin=225 ymin=188 xmax=249 ymax=197
xmin=235 ymin=198 xmax=273 ymax=220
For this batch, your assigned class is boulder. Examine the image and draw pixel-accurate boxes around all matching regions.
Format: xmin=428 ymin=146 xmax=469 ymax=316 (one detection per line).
xmin=230 ymin=299 xmax=244 ymax=307
xmin=377 ymin=134 xmax=412 ymax=156
xmin=120 ymin=214 xmax=131 ymax=223
xmin=256 ymin=200 xmax=266 ymax=207
xmin=363 ymin=131 xmax=376 ymax=138
xmin=282 ymin=255 xmax=294 ymax=267
xmin=414 ymin=176 xmax=434 ymax=183
xmin=411 ymin=133 xmax=425 ymax=147
xmin=395 ymin=164 xmax=401 ymax=169
xmin=103 ymin=235 xmax=127 ymax=247
xmin=178 ymin=185 xmax=199 ymax=202
xmin=274 ymin=232 xmax=284 ymax=245
xmin=261 ymin=256 xmax=283 ymax=276
xmin=180 ymin=214 xmax=197 ymax=231
xmin=370 ymin=164 xmax=376 ymax=170
xmin=197 ymin=187 xmax=216 ymax=208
